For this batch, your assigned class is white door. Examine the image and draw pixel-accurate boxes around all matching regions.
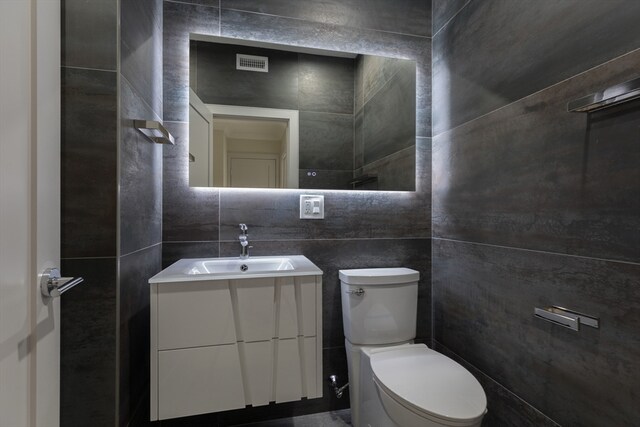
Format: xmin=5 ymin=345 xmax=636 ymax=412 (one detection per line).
xmin=0 ymin=1 xmax=61 ymax=426
xmin=229 ymin=156 xmax=278 ymax=188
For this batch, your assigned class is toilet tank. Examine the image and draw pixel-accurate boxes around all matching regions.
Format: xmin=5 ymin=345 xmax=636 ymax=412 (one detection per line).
xmin=340 ymin=268 xmax=419 ymax=345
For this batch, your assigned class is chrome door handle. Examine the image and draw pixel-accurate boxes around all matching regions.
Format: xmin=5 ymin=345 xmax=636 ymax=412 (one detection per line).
xmin=40 ymin=267 xmax=84 ymax=298
xmin=346 ymin=288 xmax=365 ymax=297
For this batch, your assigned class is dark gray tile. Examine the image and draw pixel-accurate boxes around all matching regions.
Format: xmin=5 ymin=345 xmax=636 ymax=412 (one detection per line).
xmin=361 ymin=55 xmax=414 ymax=106
xmin=354 ymin=110 xmax=364 ymax=170
xmin=62 ymin=68 xmax=118 ymax=258
xmin=220 ymin=9 xmax=428 ymax=61
xmin=360 ymin=145 xmax=416 ymax=192
xmin=221 ymin=0 xmax=432 ymax=37
xmin=121 ymin=0 xmax=163 ymax=117
xmin=162 ymin=241 xmax=220 ymax=268
xmin=415 ymin=137 xmax=432 ymax=196
xmin=299 ymin=112 xmax=353 ymax=170
xmin=299 ymin=170 xmax=353 ymax=191
xmin=298 ymin=54 xmax=354 ymax=114
xmin=120 ymin=78 xmax=163 ymax=256
xmin=194 ymin=41 xmax=299 ymax=110
xmin=433 ymin=49 xmax=640 ymax=263
xmin=164 ymin=0 xmax=219 ymax=122
xmin=62 ymin=0 xmax=117 ymax=69
xmin=363 ymin=65 xmax=416 ymax=164
xmin=435 ymin=343 xmax=560 ymax=427
xmin=432 ymin=0 xmax=469 ymax=35
xmin=432 ymin=0 xmax=640 ymax=134
xmin=119 ymin=245 xmax=162 ymax=427
xmin=162 ymin=121 xmax=221 ymax=242
xmin=220 ymin=238 xmax=432 ymax=348
xmin=432 ymin=238 xmax=640 ymax=427
xmin=218 ymin=187 xmax=430 ymax=241
xmin=61 ymin=257 xmax=117 ymax=427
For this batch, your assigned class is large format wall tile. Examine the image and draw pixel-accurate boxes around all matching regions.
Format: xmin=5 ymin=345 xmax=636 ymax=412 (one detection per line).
xmin=61 ymin=68 xmax=118 ymax=258
xmin=432 ymin=0 xmax=640 ymax=135
xmin=362 ymin=65 xmax=416 ymax=164
xmin=119 ymin=245 xmax=162 ymax=427
xmin=61 ymin=258 xmax=117 ymax=427
xmin=299 ymin=111 xmax=354 ymax=171
xmin=120 ymin=77 xmax=163 ymax=256
xmin=433 ymin=239 xmax=640 ymax=427
xmin=298 ymin=54 xmax=354 ymax=114
xmin=62 ymin=0 xmax=117 ymax=70
xmin=121 ymin=0 xmax=163 ymax=117
xmin=221 ymin=0 xmax=432 ymax=38
xmin=432 ymin=0 xmax=469 ymax=35
xmin=433 ymin=49 xmax=640 ymax=263
xmin=218 ymin=188 xmax=430 ymax=241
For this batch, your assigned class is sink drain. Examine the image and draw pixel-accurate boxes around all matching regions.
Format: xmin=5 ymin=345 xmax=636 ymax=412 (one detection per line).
xmin=240 ymin=264 xmax=248 ymax=272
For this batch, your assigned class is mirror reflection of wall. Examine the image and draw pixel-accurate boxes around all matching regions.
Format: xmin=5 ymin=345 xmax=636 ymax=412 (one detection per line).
xmin=188 ymin=36 xmax=416 ymax=191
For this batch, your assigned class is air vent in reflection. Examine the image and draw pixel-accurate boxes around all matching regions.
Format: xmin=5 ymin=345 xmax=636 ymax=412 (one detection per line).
xmin=236 ymin=54 xmax=269 ymax=72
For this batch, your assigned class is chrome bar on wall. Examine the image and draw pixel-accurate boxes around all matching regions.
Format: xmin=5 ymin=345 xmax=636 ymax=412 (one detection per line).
xmin=568 ymin=77 xmax=640 ymax=112
xmin=133 ymin=120 xmax=176 ymax=145
xmin=534 ymin=306 xmax=599 ymax=331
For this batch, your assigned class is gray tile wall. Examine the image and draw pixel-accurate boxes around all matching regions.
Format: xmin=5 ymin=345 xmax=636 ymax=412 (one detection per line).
xmin=163 ymin=0 xmax=431 ymax=424
xmin=120 ymin=0 xmax=164 ymax=426
xmin=61 ymin=0 xmax=118 ymax=424
xmin=61 ymin=0 xmax=164 ymax=426
xmin=432 ymin=1 xmax=640 ymax=426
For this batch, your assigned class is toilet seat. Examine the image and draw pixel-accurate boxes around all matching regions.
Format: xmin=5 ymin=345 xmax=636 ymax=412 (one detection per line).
xmin=370 ymin=344 xmax=486 ymax=426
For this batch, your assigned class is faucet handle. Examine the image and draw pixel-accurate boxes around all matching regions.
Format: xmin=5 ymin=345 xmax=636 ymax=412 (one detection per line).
xmin=239 ymin=223 xmax=248 ymax=233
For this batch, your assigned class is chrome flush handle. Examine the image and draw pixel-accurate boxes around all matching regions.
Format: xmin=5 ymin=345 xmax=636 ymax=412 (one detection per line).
xmin=346 ymin=288 xmax=365 ymax=297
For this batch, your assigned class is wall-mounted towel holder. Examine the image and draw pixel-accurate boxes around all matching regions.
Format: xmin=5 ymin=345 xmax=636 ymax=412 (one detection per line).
xmin=568 ymin=77 xmax=640 ymax=112
xmin=134 ymin=120 xmax=175 ymax=145
xmin=534 ymin=306 xmax=599 ymax=331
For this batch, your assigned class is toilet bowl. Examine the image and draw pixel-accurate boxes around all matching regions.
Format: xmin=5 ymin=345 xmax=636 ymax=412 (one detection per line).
xmin=340 ymin=268 xmax=487 ymax=427
xmin=370 ymin=345 xmax=486 ymax=427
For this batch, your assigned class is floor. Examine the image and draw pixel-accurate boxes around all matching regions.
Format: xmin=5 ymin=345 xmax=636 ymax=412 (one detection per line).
xmin=234 ymin=410 xmax=351 ymax=427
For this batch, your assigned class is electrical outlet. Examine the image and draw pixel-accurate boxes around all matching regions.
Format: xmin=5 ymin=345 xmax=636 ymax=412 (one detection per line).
xmin=299 ymin=195 xmax=324 ymax=219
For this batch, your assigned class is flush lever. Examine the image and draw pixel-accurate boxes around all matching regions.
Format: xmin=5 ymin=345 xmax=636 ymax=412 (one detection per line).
xmin=40 ymin=267 xmax=84 ymax=298
xmin=346 ymin=288 xmax=365 ymax=297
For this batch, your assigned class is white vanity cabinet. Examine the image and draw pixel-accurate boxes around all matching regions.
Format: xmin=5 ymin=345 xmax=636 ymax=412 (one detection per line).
xmin=149 ymin=256 xmax=323 ymax=421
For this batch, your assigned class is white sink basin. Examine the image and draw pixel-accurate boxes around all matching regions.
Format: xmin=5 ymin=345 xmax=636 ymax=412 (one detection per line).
xmin=188 ymin=257 xmax=295 ymax=275
xmin=149 ymin=255 xmax=322 ymax=283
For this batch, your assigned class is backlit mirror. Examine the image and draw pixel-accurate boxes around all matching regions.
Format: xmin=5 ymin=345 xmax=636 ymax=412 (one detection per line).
xmin=189 ymin=35 xmax=416 ymax=191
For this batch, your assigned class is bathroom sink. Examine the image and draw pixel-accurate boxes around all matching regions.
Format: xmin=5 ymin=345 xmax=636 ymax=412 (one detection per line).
xmin=188 ymin=257 xmax=295 ymax=274
xmin=149 ymin=255 xmax=322 ymax=283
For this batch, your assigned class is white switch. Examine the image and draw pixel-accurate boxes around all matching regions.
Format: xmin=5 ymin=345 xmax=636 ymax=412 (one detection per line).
xmin=300 ymin=195 xmax=324 ymax=219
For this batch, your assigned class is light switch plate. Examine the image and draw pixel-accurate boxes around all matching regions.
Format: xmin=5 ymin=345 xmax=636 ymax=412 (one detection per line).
xmin=299 ymin=195 xmax=324 ymax=219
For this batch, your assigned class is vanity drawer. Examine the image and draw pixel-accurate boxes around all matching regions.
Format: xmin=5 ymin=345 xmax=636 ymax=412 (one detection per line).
xmin=158 ymin=344 xmax=245 ymax=420
xmin=157 ymin=281 xmax=237 ymax=350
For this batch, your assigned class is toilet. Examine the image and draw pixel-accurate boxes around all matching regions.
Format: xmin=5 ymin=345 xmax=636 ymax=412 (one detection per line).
xmin=340 ymin=268 xmax=487 ymax=427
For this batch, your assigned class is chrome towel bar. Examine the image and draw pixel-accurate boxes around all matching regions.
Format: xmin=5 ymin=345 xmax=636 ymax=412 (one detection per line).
xmin=568 ymin=77 xmax=640 ymax=112
xmin=534 ymin=306 xmax=599 ymax=331
xmin=134 ymin=120 xmax=175 ymax=145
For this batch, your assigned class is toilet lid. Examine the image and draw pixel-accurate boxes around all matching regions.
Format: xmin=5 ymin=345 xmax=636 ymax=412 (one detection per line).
xmin=370 ymin=344 xmax=487 ymax=423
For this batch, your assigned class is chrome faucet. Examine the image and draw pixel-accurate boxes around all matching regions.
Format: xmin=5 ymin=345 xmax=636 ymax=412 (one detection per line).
xmin=238 ymin=224 xmax=252 ymax=259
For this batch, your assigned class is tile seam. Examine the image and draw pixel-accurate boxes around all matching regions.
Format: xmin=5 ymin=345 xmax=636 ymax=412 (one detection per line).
xmin=432 ymin=237 xmax=640 ymax=267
